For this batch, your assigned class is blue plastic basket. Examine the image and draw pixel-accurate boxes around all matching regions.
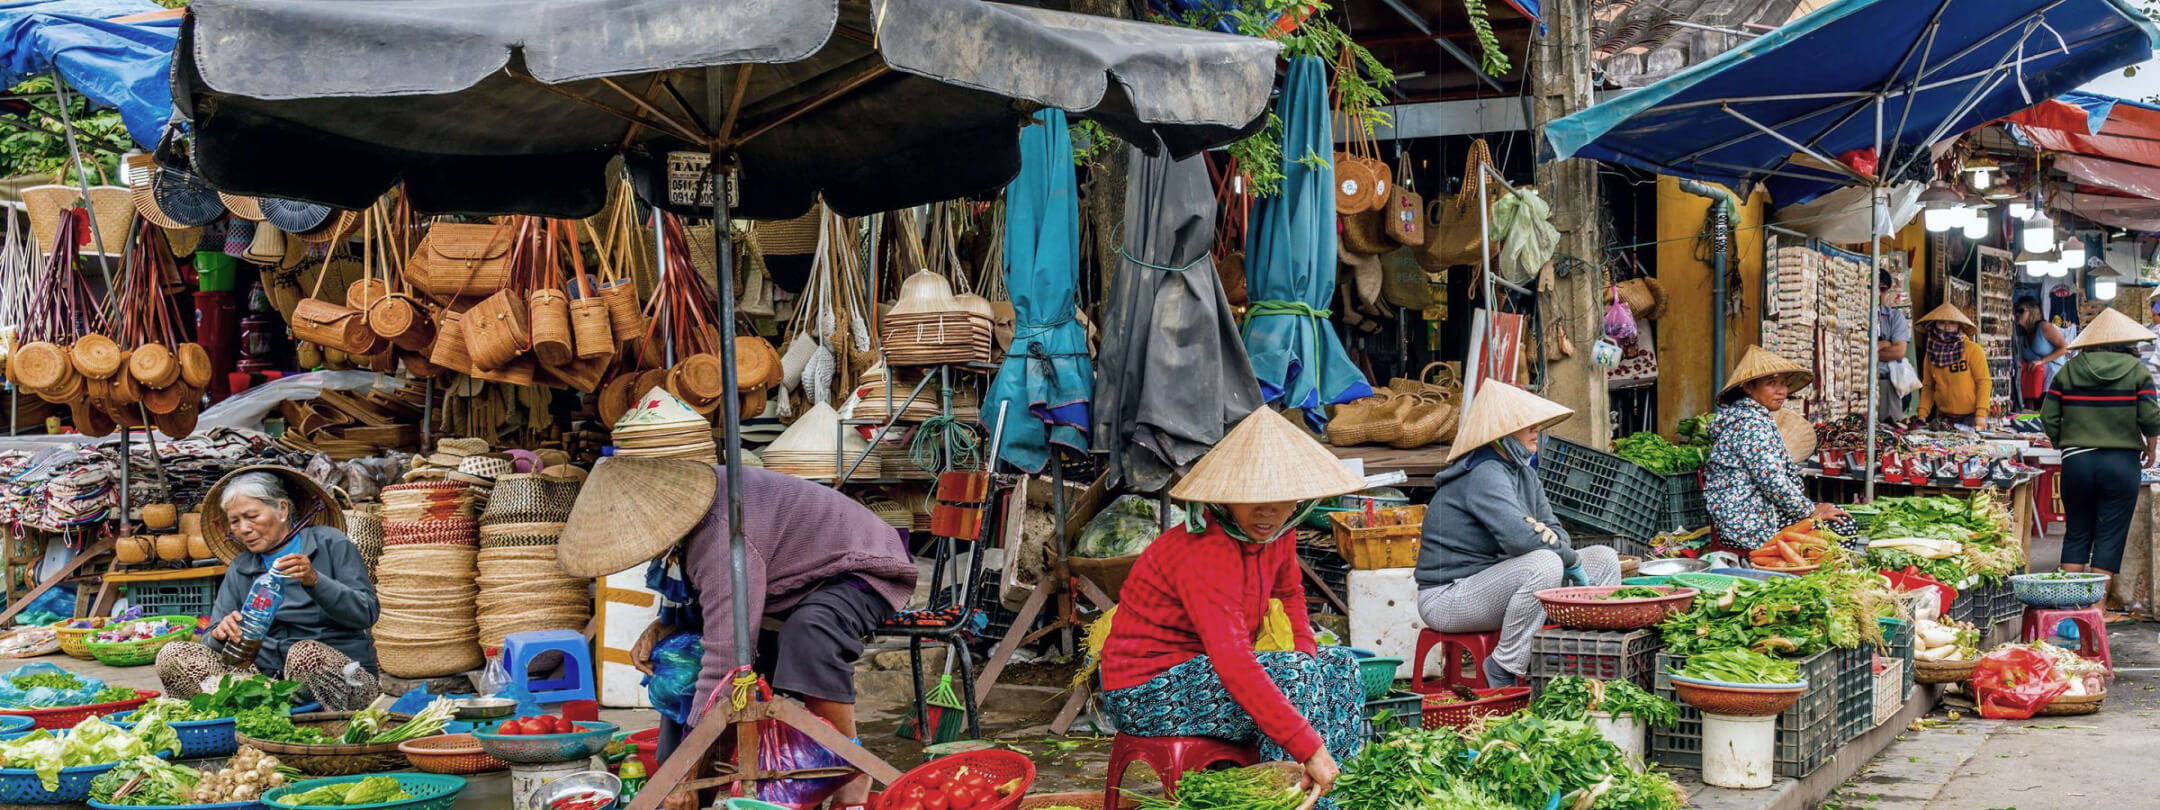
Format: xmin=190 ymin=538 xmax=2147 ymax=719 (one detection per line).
xmin=0 ymin=714 xmax=32 ymax=740
xmin=262 ymin=774 xmax=466 ymax=810
xmin=113 ymin=712 xmax=239 ymax=759
xmin=0 ymin=761 xmax=121 ymax=804
xmin=1709 ymin=567 xmax=1796 ymax=581
xmin=2010 ymin=572 xmax=2109 ymax=609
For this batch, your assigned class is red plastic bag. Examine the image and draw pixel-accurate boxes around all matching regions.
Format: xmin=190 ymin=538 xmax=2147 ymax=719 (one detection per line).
xmin=1882 ymin=566 xmax=1958 ymax=617
xmin=1972 ymin=646 xmax=2070 ymax=719
xmin=1838 ymin=147 xmax=1879 ymax=178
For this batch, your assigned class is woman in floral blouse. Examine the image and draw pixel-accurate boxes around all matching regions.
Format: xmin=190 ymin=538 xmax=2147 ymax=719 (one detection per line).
xmin=1704 ymin=347 xmax=1849 ymax=550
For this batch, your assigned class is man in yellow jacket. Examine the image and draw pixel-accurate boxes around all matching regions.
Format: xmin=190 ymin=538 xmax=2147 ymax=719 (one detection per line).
xmin=1914 ymin=303 xmax=1992 ymax=429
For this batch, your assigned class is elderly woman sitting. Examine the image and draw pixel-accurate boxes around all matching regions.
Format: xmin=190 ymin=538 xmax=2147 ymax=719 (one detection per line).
xmin=1703 ymin=347 xmax=1851 ymax=550
xmin=154 ymin=468 xmax=380 ymax=710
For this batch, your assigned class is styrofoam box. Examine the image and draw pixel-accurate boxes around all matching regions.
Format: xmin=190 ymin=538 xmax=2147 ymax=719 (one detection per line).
xmin=1348 ymin=567 xmax=1423 ymax=680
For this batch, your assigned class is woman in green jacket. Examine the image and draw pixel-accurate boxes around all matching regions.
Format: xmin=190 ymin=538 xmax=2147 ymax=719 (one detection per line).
xmin=2040 ymin=309 xmax=2160 ymax=587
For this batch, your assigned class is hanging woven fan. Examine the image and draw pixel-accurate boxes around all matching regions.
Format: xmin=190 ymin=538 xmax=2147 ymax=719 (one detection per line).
xmin=261 ymin=197 xmax=335 ymax=234
xmin=144 ymin=165 xmax=227 ymax=227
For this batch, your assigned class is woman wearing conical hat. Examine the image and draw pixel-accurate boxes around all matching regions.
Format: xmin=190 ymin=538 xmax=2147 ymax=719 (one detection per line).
xmin=1702 ymin=347 xmax=1851 ymax=552
xmin=1099 ymin=407 xmax=1368 ymax=801
xmin=2040 ymin=309 xmax=2160 ymax=597
xmin=1414 ymin=383 xmax=1622 ymax=689
xmin=1915 ymin=302 xmax=1992 ymax=430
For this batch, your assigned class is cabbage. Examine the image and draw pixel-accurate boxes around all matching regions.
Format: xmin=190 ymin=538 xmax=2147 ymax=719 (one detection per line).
xmin=0 ymin=716 xmax=158 ymax=790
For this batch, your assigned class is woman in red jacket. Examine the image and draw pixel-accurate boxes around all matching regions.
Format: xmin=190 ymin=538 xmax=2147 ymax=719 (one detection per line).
xmin=1099 ymin=408 xmax=1369 ymax=799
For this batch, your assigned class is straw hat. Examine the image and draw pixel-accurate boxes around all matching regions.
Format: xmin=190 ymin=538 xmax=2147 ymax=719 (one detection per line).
xmin=558 ymin=457 xmax=716 ymax=577
xmin=2067 ymin=307 xmax=2158 ymax=350
xmin=1775 ymin=407 xmax=1818 ymax=462
xmin=614 ymin=386 xmax=706 ymax=433
xmin=888 ymin=269 xmax=961 ymax=316
xmin=200 ymin=465 xmax=348 ymax=563
xmin=1720 ymin=345 xmax=1815 ymax=396
xmin=1168 ymin=407 xmax=1367 ymax=504
xmin=1444 ymin=382 xmax=1576 ymax=464
xmin=1915 ymin=302 xmax=1977 ymax=335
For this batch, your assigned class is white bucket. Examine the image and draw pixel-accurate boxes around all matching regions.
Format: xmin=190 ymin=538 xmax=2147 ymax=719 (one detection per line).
xmin=1590 ymin=711 xmax=1647 ymax=772
xmin=511 ymin=758 xmax=596 ymax=810
xmin=1702 ymin=712 xmax=1776 ymax=789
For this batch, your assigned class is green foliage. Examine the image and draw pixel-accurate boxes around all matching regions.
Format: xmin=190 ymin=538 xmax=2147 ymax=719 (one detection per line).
xmin=1531 ymin=675 xmax=1680 ymax=726
xmin=1069 ymin=119 xmax=1114 ymax=169
xmin=1157 ymin=0 xmax=1395 ymax=198
xmin=187 ymin=675 xmax=304 ymax=718
xmin=0 ymin=76 xmax=126 ymax=182
xmin=1462 ymin=0 xmax=1511 ymax=76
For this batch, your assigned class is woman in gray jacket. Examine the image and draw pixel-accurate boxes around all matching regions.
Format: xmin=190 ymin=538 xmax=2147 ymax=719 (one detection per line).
xmin=1416 ymin=383 xmax=1620 ymax=687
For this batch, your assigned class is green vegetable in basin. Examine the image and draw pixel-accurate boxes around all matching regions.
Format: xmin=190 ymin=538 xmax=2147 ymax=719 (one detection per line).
xmin=9 ymin=673 xmax=84 ymax=692
xmin=1676 ymin=648 xmax=1799 ymax=684
xmin=0 ymin=715 xmax=167 ymax=790
xmin=276 ymin=776 xmax=412 ymax=807
xmin=1530 ymin=676 xmax=1678 ymax=726
xmin=1602 ymin=586 xmax=1669 ymax=601
xmin=1613 ymin=432 xmax=1708 ymax=475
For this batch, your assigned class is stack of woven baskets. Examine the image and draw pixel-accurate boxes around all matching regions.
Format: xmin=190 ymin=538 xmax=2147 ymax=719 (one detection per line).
xmin=1323 ymin=363 xmax=1460 ymax=449
xmin=475 ymin=473 xmax=589 ymax=650
xmin=372 ymin=482 xmax=482 ymax=678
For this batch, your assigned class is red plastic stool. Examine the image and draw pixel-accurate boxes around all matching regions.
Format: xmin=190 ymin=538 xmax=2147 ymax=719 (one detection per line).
xmin=1104 ymin=734 xmax=1260 ymax=807
xmin=1412 ymin=629 xmax=1499 ymax=695
xmin=2019 ymin=606 xmax=2113 ymax=671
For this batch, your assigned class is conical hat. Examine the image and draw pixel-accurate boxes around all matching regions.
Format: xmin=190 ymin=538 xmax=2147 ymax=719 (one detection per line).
xmin=1445 ymin=383 xmax=1576 ymax=464
xmin=1915 ymin=302 xmax=1977 ymax=335
xmin=613 ymin=387 xmax=705 ymax=433
xmin=763 ymin=401 xmax=869 ymax=455
xmin=558 ymin=457 xmax=716 ymax=577
xmin=2067 ymin=307 xmax=2158 ymax=350
xmin=1720 ymin=345 xmax=1815 ymax=396
xmin=1169 ymin=407 xmax=1366 ymax=503
xmin=888 ymin=270 xmax=959 ymax=316
xmin=1776 ymin=407 xmax=1818 ymax=463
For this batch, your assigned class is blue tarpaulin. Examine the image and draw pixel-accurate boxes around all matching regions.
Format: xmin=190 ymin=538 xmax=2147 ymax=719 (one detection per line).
xmin=0 ymin=0 xmax=177 ymax=147
xmin=1544 ymin=0 xmax=2159 ymax=204
xmin=985 ymin=109 xmax=1093 ymax=474
xmin=1241 ymin=55 xmax=1370 ymax=424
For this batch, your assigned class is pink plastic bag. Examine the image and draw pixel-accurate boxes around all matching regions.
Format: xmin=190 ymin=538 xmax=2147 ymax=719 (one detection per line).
xmin=1972 ymin=646 xmax=2069 ymax=719
xmin=1882 ymin=566 xmax=1958 ymax=617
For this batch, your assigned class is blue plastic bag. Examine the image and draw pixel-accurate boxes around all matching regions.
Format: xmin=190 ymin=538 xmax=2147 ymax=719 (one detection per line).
xmin=644 ymin=632 xmax=703 ymax=725
xmin=0 ymin=662 xmax=111 ymax=708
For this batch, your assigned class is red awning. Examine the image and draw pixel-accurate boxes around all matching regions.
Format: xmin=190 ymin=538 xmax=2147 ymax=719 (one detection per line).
xmin=2010 ymin=96 xmax=2160 ymax=168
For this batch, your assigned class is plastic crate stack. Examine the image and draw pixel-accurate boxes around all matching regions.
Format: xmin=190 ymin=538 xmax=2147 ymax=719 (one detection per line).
xmin=1650 ymin=647 xmax=1843 ymax=778
xmin=1539 ymin=438 xmax=1664 ymax=540
xmin=1362 ymin=691 xmax=1420 ymax=742
xmin=1833 ymin=644 xmax=1875 ymax=743
xmin=1873 ymin=618 xmax=1915 ymax=729
xmin=123 ymin=581 xmax=217 ymax=618
xmin=1527 ymin=628 xmax=1660 ymax=697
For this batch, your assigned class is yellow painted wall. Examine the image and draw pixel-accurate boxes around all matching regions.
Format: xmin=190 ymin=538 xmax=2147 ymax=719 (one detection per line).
xmin=1655 ymin=176 xmax=1768 ymax=434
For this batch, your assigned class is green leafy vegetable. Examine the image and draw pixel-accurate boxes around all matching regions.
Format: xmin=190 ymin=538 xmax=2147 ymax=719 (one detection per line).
xmin=1657 ymin=568 xmax=1890 ymax=657
xmin=1603 ymin=587 xmax=1669 ymax=601
xmin=9 ymin=673 xmax=84 ymax=692
xmin=236 ymin=706 xmax=326 ymax=745
xmin=1530 ymin=676 xmax=1679 ymax=726
xmin=0 ymin=716 xmax=160 ymax=790
xmin=360 ymin=698 xmax=455 ymax=744
xmin=1676 ymin=648 xmax=1800 ymax=684
xmin=90 ymin=686 xmax=138 ymax=704
xmin=1334 ymin=717 xmax=1686 ymax=810
xmin=189 ymin=675 xmax=305 ymax=718
xmin=1612 ymin=432 xmax=1708 ymax=475
xmin=1132 ymin=766 xmax=1304 ymax=810
xmin=276 ymin=779 xmax=411 ymax=808
xmin=89 ymin=756 xmax=198 ymax=806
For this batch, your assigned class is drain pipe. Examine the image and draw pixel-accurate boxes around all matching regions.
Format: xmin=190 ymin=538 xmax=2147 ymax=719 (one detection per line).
xmin=1678 ymin=179 xmax=1740 ymax=391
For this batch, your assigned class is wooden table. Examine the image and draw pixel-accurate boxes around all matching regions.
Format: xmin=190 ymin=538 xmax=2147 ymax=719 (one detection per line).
xmin=1328 ymin=444 xmax=1455 ymax=480
xmin=1803 ymin=473 xmax=2041 ymax=554
xmin=91 ymin=564 xmax=227 ymax=617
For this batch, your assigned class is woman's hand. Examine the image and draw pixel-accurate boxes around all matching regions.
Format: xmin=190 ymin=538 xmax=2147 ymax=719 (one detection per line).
xmin=1300 ymin=746 xmax=1339 ymax=796
xmin=210 ymin=612 xmax=242 ymax=643
xmin=632 ymin=620 xmax=671 ymax=675
xmin=273 ymin=554 xmax=318 ymax=587
xmin=1811 ymin=503 xmax=1848 ymax=522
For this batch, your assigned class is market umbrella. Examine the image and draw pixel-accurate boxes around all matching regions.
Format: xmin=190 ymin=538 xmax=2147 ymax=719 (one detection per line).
xmin=1094 ymin=146 xmax=1262 ymax=492
xmin=175 ymin=0 xmax=1280 ymax=219
xmin=1241 ymin=54 xmax=1370 ymax=423
xmin=984 ymin=109 xmax=1091 ymax=475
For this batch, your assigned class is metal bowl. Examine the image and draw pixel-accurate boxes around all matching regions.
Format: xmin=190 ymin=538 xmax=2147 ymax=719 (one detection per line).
xmin=524 ymin=770 xmax=620 ymax=810
xmin=1636 ymin=557 xmax=1711 ymax=577
xmin=453 ymin=697 xmax=517 ymax=720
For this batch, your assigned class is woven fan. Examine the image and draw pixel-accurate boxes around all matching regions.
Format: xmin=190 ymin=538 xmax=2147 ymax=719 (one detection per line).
xmin=261 ymin=197 xmax=335 ymax=234
xmin=148 ymin=166 xmax=227 ymax=227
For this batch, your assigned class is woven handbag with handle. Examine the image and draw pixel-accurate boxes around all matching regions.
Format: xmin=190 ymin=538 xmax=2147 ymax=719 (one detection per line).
xmin=408 ymin=220 xmax=514 ymax=300
xmin=291 ymin=249 xmax=382 ymax=355
xmin=464 ymin=284 xmax=530 ymax=372
xmin=565 ymin=221 xmax=615 ymax=361
xmin=1421 ymin=139 xmax=1499 ymax=271
xmin=359 ymin=203 xmax=434 ymax=351
xmin=527 ymin=224 xmax=574 ymax=366
xmin=1387 ymin=161 xmax=1425 ymax=247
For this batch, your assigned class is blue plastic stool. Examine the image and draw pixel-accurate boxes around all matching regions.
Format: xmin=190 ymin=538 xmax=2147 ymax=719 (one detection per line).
xmin=502 ymin=629 xmax=597 ymax=704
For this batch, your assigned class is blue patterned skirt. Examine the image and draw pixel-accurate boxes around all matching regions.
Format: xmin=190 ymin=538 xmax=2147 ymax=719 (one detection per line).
xmin=1100 ymin=647 xmax=1366 ymax=765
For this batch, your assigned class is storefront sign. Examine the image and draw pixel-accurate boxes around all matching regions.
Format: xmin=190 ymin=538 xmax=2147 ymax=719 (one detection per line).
xmin=666 ymin=151 xmax=738 ymax=209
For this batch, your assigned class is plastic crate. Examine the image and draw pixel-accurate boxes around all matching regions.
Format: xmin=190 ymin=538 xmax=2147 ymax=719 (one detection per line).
xmin=1568 ymin=532 xmax=1654 ymax=560
xmin=1659 ymin=472 xmax=1708 ymax=533
xmin=1873 ymin=659 xmax=1906 ymax=727
xmin=1834 ymin=644 xmax=1874 ymax=744
xmin=1362 ymin=690 xmax=1421 ymax=742
xmin=1882 ymin=617 xmax=1915 ymax=707
xmin=123 ymin=580 xmax=217 ymax=619
xmin=1989 ymin=579 xmax=2024 ymax=627
xmin=1296 ymin=544 xmax=1350 ymax=616
xmin=1648 ymin=697 xmax=1839 ymax=778
xmin=1540 ymin=438 xmax=1664 ymax=540
xmin=1527 ymin=628 xmax=1661 ymax=695
xmin=1948 ymin=591 xmax=1982 ymax=626
xmin=1656 ymin=647 xmax=1839 ymax=732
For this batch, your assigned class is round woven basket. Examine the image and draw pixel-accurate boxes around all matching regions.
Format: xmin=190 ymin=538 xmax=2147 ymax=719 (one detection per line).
xmin=1912 ymin=657 xmax=1978 ymax=685
xmin=2037 ymin=691 xmax=2105 ymax=716
xmin=478 ymin=475 xmax=580 ymax=524
xmin=375 ymin=545 xmax=482 ymax=678
xmin=238 ymin=712 xmax=415 ymax=776
xmin=1669 ymin=676 xmax=1806 ymax=717
xmin=1534 ymin=586 xmax=1698 ymax=631
xmin=69 ymin=335 xmax=122 ymax=380
xmin=398 ymin=733 xmax=509 ymax=775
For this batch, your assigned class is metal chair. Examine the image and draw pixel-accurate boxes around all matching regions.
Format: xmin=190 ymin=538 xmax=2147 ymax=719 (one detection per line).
xmin=875 ymin=475 xmax=1008 ymax=741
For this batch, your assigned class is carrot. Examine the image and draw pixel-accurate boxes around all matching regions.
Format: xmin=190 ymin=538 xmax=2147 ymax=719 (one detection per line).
xmin=1778 ymin=541 xmax=1804 ymax=566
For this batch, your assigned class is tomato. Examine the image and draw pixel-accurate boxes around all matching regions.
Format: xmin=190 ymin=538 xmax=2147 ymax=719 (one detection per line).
xmin=924 ymin=793 xmax=949 ymax=810
xmin=894 ymin=803 xmax=924 ymax=810
xmin=497 ymin=719 xmax=522 ymax=735
xmin=901 ymin=785 xmax=927 ymax=803
xmin=555 ymin=715 xmax=577 ymax=734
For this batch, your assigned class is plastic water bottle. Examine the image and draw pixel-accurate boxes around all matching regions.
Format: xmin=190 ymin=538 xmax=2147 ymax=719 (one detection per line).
xmin=219 ymin=540 xmax=298 ymax=669
xmin=480 ymin=651 xmax=509 ymax=698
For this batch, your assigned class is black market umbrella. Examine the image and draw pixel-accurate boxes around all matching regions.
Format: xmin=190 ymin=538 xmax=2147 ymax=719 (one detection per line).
xmin=1093 ymin=145 xmax=1261 ymax=492
xmin=172 ymin=0 xmax=1281 ymax=727
xmin=175 ymin=0 xmax=1281 ymax=219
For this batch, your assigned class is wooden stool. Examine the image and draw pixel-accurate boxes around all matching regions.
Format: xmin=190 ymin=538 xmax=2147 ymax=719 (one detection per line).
xmin=1412 ymin=628 xmax=1499 ymax=695
xmin=2019 ymin=606 xmax=2113 ymax=671
xmin=1104 ymin=734 xmax=1260 ymax=807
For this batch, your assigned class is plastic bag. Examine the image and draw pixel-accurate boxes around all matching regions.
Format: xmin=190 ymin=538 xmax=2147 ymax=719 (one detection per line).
xmin=753 ymin=701 xmax=851 ymax=808
xmin=0 ymin=662 xmax=111 ymax=708
xmin=1073 ymin=495 xmax=1184 ymax=559
xmin=644 ymin=632 xmax=703 ymax=725
xmin=1882 ymin=566 xmax=1957 ymax=617
xmin=1971 ymin=646 xmax=2068 ymax=719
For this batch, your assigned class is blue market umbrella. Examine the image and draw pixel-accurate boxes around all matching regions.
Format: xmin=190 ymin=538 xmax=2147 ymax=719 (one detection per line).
xmin=985 ymin=109 xmax=1093 ymax=473
xmin=1241 ymin=55 xmax=1371 ymax=423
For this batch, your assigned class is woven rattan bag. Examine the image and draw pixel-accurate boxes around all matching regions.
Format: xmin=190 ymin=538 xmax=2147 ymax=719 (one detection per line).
xmin=408 ymin=221 xmax=514 ymax=301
